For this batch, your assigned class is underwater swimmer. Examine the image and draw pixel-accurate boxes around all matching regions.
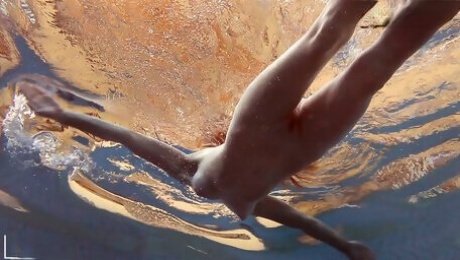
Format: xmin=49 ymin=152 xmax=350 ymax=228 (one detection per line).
xmin=17 ymin=1 xmax=460 ymax=259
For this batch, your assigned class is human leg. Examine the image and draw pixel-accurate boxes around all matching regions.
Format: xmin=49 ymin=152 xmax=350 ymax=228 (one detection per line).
xmin=230 ymin=1 xmax=377 ymax=127
xmin=299 ymin=1 xmax=460 ymax=142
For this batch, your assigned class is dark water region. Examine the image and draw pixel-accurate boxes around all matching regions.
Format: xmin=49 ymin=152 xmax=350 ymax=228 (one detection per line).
xmin=0 ymin=36 xmax=55 ymax=88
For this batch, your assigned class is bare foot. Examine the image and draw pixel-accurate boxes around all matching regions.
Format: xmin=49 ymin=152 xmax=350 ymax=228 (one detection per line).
xmin=17 ymin=81 xmax=64 ymax=119
xmin=346 ymin=241 xmax=376 ymax=260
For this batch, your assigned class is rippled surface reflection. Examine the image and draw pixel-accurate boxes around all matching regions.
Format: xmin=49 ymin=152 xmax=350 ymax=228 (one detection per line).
xmin=0 ymin=1 xmax=459 ymax=259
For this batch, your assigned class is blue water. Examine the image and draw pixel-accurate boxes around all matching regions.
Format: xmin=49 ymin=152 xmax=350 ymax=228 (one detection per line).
xmin=1 ymin=139 xmax=460 ymax=259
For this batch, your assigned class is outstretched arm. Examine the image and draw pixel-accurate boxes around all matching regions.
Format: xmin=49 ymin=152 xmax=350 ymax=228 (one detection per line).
xmin=57 ymin=111 xmax=196 ymax=183
xmin=18 ymin=82 xmax=197 ymax=184
xmin=253 ymin=196 xmax=374 ymax=260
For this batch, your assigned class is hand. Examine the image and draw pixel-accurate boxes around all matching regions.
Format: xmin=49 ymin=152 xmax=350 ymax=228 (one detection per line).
xmin=17 ymin=81 xmax=64 ymax=119
xmin=345 ymin=241 xmax=376 ymax=260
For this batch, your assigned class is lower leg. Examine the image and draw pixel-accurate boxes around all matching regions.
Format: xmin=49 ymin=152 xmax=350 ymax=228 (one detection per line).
xmin=376 ymin=1 xmax=460 ymax=69
xmin=305 ymin=1 xmax=378 ymax=61
xmin=303 ymin=1 xmax=460 ymax=143
xmin=274 ymin=1 xmax=378 ymax=77
xmin=333 ymin=1 xmax=460 ymax=100
xmin=356 ymin=0 xmax=460 ymax=94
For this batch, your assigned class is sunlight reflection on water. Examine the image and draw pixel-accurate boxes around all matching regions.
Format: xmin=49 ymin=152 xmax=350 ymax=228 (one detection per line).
xmin=0 ymin=0 xmax=459 ymax=259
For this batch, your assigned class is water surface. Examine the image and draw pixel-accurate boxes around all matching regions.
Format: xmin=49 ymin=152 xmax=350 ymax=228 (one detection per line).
xmin=0 ymin=1 xmax=459 ymax=259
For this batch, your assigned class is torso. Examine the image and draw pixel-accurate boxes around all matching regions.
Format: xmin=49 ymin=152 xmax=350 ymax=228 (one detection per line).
xmin=190 ymin=98 xmax=346 ymax=218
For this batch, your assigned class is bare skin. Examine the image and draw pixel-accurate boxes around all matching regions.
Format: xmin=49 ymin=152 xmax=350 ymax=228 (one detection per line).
xmin=16 ymin=1 xmax=459 ymax=259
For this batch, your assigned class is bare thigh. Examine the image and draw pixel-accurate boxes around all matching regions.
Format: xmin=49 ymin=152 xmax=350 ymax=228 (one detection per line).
xmin=229 ymin=2 xmax=376 ymax=129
